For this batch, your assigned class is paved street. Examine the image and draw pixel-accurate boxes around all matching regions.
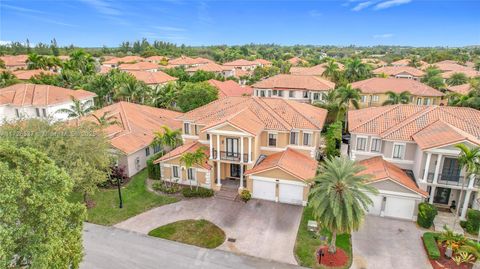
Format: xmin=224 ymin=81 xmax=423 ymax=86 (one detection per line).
xmin=81 ymin=223 xmax=305 ymax=269
xmin=351 ymin=216 xmax=431 ymax=269
xmin=114 ymin=198 xmax=303 ymax=264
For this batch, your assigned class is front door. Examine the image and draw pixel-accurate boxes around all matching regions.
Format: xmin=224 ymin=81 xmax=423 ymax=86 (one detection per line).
xmin=434 ymin=187 xmax=451 ymax=204
xmin=442 ymin=157 xmax=461 ymax=182
xmin=230 ymin=164 xmax=240 ymax=178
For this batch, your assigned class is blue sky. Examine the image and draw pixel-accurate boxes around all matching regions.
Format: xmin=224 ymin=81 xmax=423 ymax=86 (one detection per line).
xmin=1 ymin=0 xmax=479 ymax=47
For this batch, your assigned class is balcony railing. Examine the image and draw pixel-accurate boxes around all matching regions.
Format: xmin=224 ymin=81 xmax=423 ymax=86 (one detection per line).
xmin=424 ymin=171 xmax=478 ymax=187
xmin=211 ymin=149 xmax=248 ymax=162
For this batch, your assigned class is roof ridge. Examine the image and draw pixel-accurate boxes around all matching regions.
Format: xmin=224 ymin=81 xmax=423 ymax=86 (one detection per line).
xmin=440 ymin=106 xmax=480 ymax=130
xmin=350 ymin=105 xmax=400 ymax=132
xmin=252 ymin=97 xmax=292 ymax=130
xmin=281 ymin=99 xmax=320 ymax=129
xmin=380 ymin=105 xmax=436 ymax=138
xmin=119 ymin=102 xmax=132 ymax=134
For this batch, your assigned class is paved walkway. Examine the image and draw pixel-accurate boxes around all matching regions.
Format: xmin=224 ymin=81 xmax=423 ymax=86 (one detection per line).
xmin=82 ymin=223 xmax=305 ymax=269
xmin=352 ymin=216 xmax=431 ymax=269
xmin=434 ymin=211 xmax=464 ymax=234
xmin=115 ymin=197 xmax=303 ymax=264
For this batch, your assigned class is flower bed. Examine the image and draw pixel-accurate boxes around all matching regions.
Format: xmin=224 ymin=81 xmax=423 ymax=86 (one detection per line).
xmin=317 ymin=246 xmax=349 ymax=268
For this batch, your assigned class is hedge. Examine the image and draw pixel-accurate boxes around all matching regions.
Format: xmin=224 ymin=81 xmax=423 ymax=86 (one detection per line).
xmin=423 ymin=232 xmax=440 ymax=260
xmin=147 ymin=152 xmax=163 ymax=180
xmin=417 ymin=202 xmax=438 ymax=228
xmin=182 ymin=187 xmax=214 ymax=198
xmin=465 ymin=209 xmax=480 ymax=235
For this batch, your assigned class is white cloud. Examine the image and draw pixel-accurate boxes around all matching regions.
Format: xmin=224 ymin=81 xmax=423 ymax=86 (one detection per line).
xmin=79 ymin=0 xmax=122 ymax=16
xmin=308 ymin=10 xmax=322 ymax=17
xmin=2 ymin=4 xmax=45 ymax=14
xmin=374 ymin=0 xmax=412 ymax=10
xmin=155 ymin=26 xmax=186 ymax=32
xmin=352 ymin=1 xmax=375 ymax=11
xmin=373 ymin=33 xmax=394 ymax=38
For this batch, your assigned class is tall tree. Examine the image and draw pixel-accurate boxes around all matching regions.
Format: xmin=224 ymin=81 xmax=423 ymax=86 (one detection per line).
xmin=152 ymin=125 xmax=182 ymax=151
xmin=177 ymin=82 xmax=218 ymax=112
xmin=382 ymin=91 xmax=411 ymax=105
xmin=343 ymin=58 xmax=372 ymax=83
xmin=0 ymin=142 xmax=86 ymax=268
xmin=56 ymin=97 xmax=94 ymax=125
xmin=336 ymin=84 xmax=361 ymax=131
xmin=92 ymin=110 xmax=119 ymax=127
xmin=0 ymin=70 xmax=19 ymax=88
xmin=309 ymin=157 xmax=377 ymax=253
xmin=322 ymin=59 xmax=340 ymax=82
xmin=147 ymin=82 xmax=179 ymax=109
xmin=446 ymin=72 xmax=469 ymax=86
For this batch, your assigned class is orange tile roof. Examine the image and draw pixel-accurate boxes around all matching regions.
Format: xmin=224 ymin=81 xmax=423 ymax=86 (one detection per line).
xmin=287 ymin=57 xmax=305 ymax=66
xmin=447 ymin=83 xmax=471 ymax=95
xmin=186 ymin=62 xmax=233 ymax=73
xmin=0 ymin=83 xmax=96 ymax=106
xmin=207 ymin=79 xmax=253 ymax=98
xmin=412 ymin=120 xmax=480 ymax=150
xmin=373 ymin=66 xmax=425 ymax=77
xmin=119 ymin=62 xmax=159 ymax=71
xmin=245 ymin=148 xmax=317 ymax=182
xmin=127 ymin=70 xmax=177 ymax=85
xmin=253 ymin=74 xmax=335 ymax=91
xmin=103 ymin=56 xmax=144 ymax=65
xmin=223 ymin=59 xmax=258 ymax=67
xmin=178 ymin=96 xmax=328 ymax=132
xmin=361 ymin=58 xmax=387 ymax=67
xmin=441 ymin=70 xmax=480 ymax=79
xmin=432 ymin=60 xmax=474 ymax=72
xmin=0 ymin=55 xmax=28 ymax=68
xmin=348 ymin=105 xmax=480 ymax=148
xmin=234 ymin=69 xmax=251 ymax=78
xmin=12 ymin=69 xmax=55 ymax=80
xmin=391 ymin=59 xmax=410 ymax=66
xmin=290 ymin=63 xmax=345 ymax=76
xmin=168 ymin=56 xmax=213 ymax=66
xmin=82 ymin=101 xmax=183 ymax=155
xmin=357 ymin=156 xmax=428 ymax=197
xmin=351 ymin=77 xmax=443 ymax=96
xmin=254 ymin=59 xmax=272 ymax=65
xmin=154 ymin=141 xmax=211 ymax=169
xmin=145 ymin=56 xmax=168 ymax=62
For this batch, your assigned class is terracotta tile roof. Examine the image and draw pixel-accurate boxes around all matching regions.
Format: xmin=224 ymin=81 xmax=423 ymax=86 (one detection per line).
xmin=287 ymin=57 xmax=305 ymax=66
xmin=0 ymin=83 xmax=96 ymax=107
xmin=348 ymin=105 xmax=480 ymax=148
xmin=290 ymin=63 xmax=345 ymax=76
xmin=168 ymin=56 xmax=213 ymax=66
xmin=186 ymin=63 xmax=233 ymax=73
xmin=432 ymin=60 xmax=474 ymax=72
xmin=0 ymin=55 xmax=28 ymax=68
xmin=357 ymin=156 xmax=428 ymax=197
xmin=127 ymin=70 xmax=177 ymax=85
xmin=391 ymin=59 xmax=410 ymax=66
xmin=447 ymin=83 xmax=471 ymax=95
xmin=245 ymin=148 xmax=317 ymax=182
xmin=12 ymin=69 xmax=55 ymax=80
xmin=412 ymin=120 xmax=480 ymax=150
xmin=118 ymin=62 xmax=159 ymax=71
xmin=254 ymin=59 xmax=272 ymax=65
xmin=351 ymin=77 xmax=443 ymax=96
xmin=82 ymin=101 xmax=183 ymax=155
xmin=103 ymin=56 xmax=144 ymax=65
xmin=234 ymin=69 xmax=251 ymax=78
xmin=207 ymin=79 xmax=253 ymax=98
xmin=253 ymin=74 xmax=335 ymax=91
xmin=373 ymin=66 xmax=425 ymax=77
xmin=361 ymin=58 xmax=387 ymax=67
xmin=178 ymin=96 xmax=327 ymax=132
xmin=223 ymin=59 xmax=258 ymax=67
xmin=145 ymin=56 xmax=168 ymax=62
xmin=154 ymin=141 xmax=211 ymax=169
xmin=441 ymin=70 xmax=480 ymax=79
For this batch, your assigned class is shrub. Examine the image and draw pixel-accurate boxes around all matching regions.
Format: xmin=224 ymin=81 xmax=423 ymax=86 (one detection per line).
xmin=147 ymin=152 xmax=163 ymax=180
xmin=465 ymin=209 xmax=480 ymax=235
xmin=423 ymin=232 xmax=441 ymax=260
xmin=417 ymin=202 xmax=438 ymax=228
xmin=182 ymin=187 xmax=214 ymax=198
xmin=152 ymin=181 xmax=181 ymax=194
xmin=240 ymin=189 xmax=251 ymax=202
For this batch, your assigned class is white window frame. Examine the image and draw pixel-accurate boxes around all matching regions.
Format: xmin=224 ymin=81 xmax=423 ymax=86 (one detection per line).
xmin=356 ymin=136 xmax=368 ymax=151
xmin=35 ymin=108 xmax=40 ymax=117
xmin=145 ymin=147 xmax=150 ymax=156
xmin=267 ymin=132 xmax=277 ymax=147
xmin=15 ymin=108 xmax=20 ymax=118
xmin=172 ymin=165 xmax=180 ymax=179
xmin=184 ymin=122 xmax=190 ymax=135
xmin=303 ymin=132 xmax=313 ymax=146
xmin=372 ymin=95 xmax=379 ymax=103
xmin=290 ymin=131 xmax=299 ymax=145
xmin=187 ymin=168 xmax=196 ymax=181
xmin=361 ymin=95 xmax=367 ymax=103
xmin=370 ymin=138 xmax=382 ymax=152
xmin=42 ymin=108 xmax=47 ymax=117
xmin=288 ymin=91 xmax=294 ymax=98
xmin=272 ymin=89 xmax=278 ymax=96
xmin=392 ymin=143 xmax=406 ymax=160
xmin=416 ymin=98 xmax=422 ymax=105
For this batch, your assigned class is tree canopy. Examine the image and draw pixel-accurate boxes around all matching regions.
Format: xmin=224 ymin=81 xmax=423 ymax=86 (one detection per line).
xmin=177 ymin=81 xmax=219 ymax=112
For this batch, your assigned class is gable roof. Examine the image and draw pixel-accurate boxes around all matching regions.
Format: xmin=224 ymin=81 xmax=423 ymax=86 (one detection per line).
xmin=447 ymin=83 xmax=471 ymax=95
xmin=186 ymin=62 xmax=233 ymax=73
xmin=254 ymin=59 xmax=272 ymax=65
xmin=168 ymin=56 xmax=213 ymax=66
xmin=119 ymin=62 xmax=159 ymax=71
xmin=207 ymin=79 xmax=253 ymax=98
xmin=432 ymin=60 xmax=474 ymax=72
xmin=441 ymin=70 xmax=480 ymax=79
xmin=253 ymin=74 xmax=335 ymax=91
xmin=154 ymin=141 xmax=211 ymax=169
xmin=104 ymin=56 xmax=144 ymax=65
xmin=373 ymin=66 xmax=425 ymax=77
xmin=245 ymin=148 xmax=317 ymax=181
xmin=223 ymin=59 xmax=258 ymax=67
xmin=290 ymin=63 xmax=344 ymax=76
xmin=357 ymin=156 xmax=428 ymax=197
xmin=12 ymin=69 xmax=55 ymax=80
xmin=348 ymin=105 xmax=480 ymax=148
xmin=287 ymin=57 xmax=305 ymax=66
xmin=178 ymin=96 xmax=328 ymax=132
xmin=127 ymin=70 xmax=177 ymax=85
xmin=82 ymin=101 xmax=183 ymax=155
xmin=0 ymin=83 xmax=96 ymax=107
xmin=0 ymin=55 xmax=28 ymax=68
xmin=351 ymin=77 xmax=443 ymax=97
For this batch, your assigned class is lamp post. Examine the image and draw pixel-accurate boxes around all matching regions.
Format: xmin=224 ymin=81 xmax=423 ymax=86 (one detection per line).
xmin=117 ymin=176 xmax=123 ymax=209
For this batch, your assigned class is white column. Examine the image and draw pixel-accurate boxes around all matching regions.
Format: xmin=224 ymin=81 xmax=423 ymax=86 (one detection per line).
xmin=240 ymin=137 xmax=244 ymax=163
xmin=216 ymin=135 xmax=220 ymax=161
xmin=216 ymin=162 xmax=221 ymax=186
xmin=433 ymin=154 xmax=443 ymax=184
xmin=209 ymin=135 xmax=213 ymax=159
xmin=461 ymin=190 xmax=472 ymax=220
xmin=429 ymin=186 xmax=436 ymax=204
xmin=423 ymin=152 xmax=432 ymax=182
xmin=248 ymin=137 xmax=252 ymax=163
xmin=468 ymin=174 xmax=475 ymax=189
xmin=239 ymin=164 xmax=244 ymax=190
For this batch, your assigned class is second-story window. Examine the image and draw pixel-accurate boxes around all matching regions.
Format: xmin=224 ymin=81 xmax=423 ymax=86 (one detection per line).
xmin=35 ymin=108 xmax=40 ymax=117
xmin=187 ymin=168 xmax=195 ymax=181
xmin=268 ymin=133 xmax=277 ymax=147
xmin=42 ymin=108 xmax=47 ymax=117
xmin=15 ymin=109 xmax=20 ymax=118
xmin=153 ymin=144 xmax=162 ymax=154
xmin=303 ymin=91 xmax=308 ymax=98
xmin=372 ymin=95 xmax=379 ymax=103
xmin=371 ymin=138 xmax=381 ymax=152
xmin=184 ymin=122 xmax=190 ymax=135
xmin=361 ymin=95 xmax=367 ymax=103
xmin=194 ymin=125 xmax=199 ymax=135
xmin=290 ymin=131 xmax=299 ymax=145
xmin=172 ymin=166 xmax=179 ymax=178
xmin=145 ymin=147 xmax=150 ymax=156
xmin=416 ymin=98 xmax=422 ymax=105
xmin=356 ymin=137 xmax=367 ymax=151
xmin=289 ymin=91 xmax=294 ymax=98
xmin=393 ymin=144 xmax=405 ymax=159
xmin=303 ymin=133 xmax=312 ymax=146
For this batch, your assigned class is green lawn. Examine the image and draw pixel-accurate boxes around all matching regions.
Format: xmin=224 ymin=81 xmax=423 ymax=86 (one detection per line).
xmin=148 ymin=219 xmax=226 ymax=249
xmin=294 ymin=206 xmax=352 ymax=268
xmin=70 ymin=169 xmax=178 ymax=226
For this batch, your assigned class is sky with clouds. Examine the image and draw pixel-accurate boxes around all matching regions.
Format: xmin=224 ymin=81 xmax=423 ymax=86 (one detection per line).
xmin=0 ymin=0 xmax=479 ymax=47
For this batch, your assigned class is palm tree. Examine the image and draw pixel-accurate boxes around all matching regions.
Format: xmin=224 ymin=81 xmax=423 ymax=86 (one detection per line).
xmin=309 ymin=157 xmax=378 ymax=253
xmin=313 ymin=89 xmax=342 ymax=123
xmin=344 ymin=58 xmax=372 ymax=83
xmin=322 ymin=59 xmax=340 ymax=82
xmin=179 ymin=147 xmax=207 ymax=190
xmin=0 ymin=71 xmax=18 ymax=88
xmin=336 ymin=84 xmax=361 ymax=131
xmin=27 ymin=53 xmax=47 ymax=70
xmin=92 ymin=111 xmax=119 ymax=127
xmin=377 ymin=72 xmax=389 ymax=78
xmin=152 ymin=125 xmax=182 ymax=151
xmin=447 ymin=72 xmax=469 ymax=86
xmin=453 ymin=145 xmax=480 ymax=230
xmin=448 ymin=91 xmax=480 ymax=110
xmin=382 ymin=91 xmax=411 ymax=105
xmin=115 ymin=78 xmax=144 ymax=103
xmin=56 ymin=96 xmax=93 ymax=125
xmin=147 ymin=82 xmax=179 ymax=109
xmin=408 ymin=56 xmax=421 ymax=68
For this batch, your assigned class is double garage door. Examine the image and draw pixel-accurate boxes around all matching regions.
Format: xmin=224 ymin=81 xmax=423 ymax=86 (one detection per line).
xmin=367 ymin=194 xmax=416 ymax=220
xmin=252 ymin=179 xmax=304 ymax=205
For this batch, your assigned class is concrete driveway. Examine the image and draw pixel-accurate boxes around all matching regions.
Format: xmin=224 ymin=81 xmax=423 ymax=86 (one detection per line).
xmin=115 ymin=198 xmax=303 ymax=265
xmin=352 ymin=216 xmax=431 ymax=269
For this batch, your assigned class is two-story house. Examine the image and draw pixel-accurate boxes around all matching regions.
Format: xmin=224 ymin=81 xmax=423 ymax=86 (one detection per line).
xmin=348 ymin=105 xmax=480 ymax=220
xmin=154 ymin=96 xmax=327 ymax=205
xmin=186 ymin=63 xmax=236 ymax=78
xmin=373 ymin=66 xmax=425 ymax=80
xmin=0 ymin=83 xmax=96 ymax=124
xmin=252 ymin=74 xmax=335 ymax=103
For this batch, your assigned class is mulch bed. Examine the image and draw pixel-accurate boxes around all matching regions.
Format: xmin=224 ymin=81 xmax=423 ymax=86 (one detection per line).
xmin=317 ymin=246 xmax=348 ymax=268
xmin=426 ymin=243 xmax=474 ymax=269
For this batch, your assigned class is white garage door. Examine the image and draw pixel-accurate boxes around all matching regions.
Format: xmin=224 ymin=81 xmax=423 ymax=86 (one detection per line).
xmin=384 ymin=196 xmax=415 ymax=220
xmin=279 ymin=183 xmax=304 ymax=205
xmin=367 ymin=194 xmax=383 ymax=216
xmin=252 ymin=179 xmax=276 ymax=201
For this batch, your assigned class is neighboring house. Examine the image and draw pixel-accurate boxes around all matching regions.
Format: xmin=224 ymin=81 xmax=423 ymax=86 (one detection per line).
xmin=373 ymin=66 xmax=425 ymax=80
xmin=446 ymin=84 xmax=472 ymax=96
xmin=154 ymin=96 xmax=328 ymax=206
xmin=0 ymin=55 xmax=28 ymax=70
xmin=145 ymin=55 xmax=168 ymax=64
xmin=207 ymin=79 xmax=253 ymax=98
xmin=391 ymin=59 xmax=428 ymax=68
xmin=12 ymin=69 xmax=55 ymax=80
xmin=432 ymin=60 xmax=474 ymax=72
xmin=223 ymin=59 xmax=260 ymax=71
xmin=127 ymin=70 xmax=177 ymax=87
xmin=351 ymin=77 xmax=444 ymax=107
xmin=0 ymin=83 xmax=96 ymax=123
xmin=348 ymin=105 xmax=480 ymax=219
xmin=290 ymin=63 xmax=345 ymax=76
xmin=361 ymin=58 xmax=387 ymax=68
xmin=287 ymin=57 xmax=306 ymax=66
xmin=186 ymin=63 xmax=235 ymax=78
xmin=168 ymin=56 xmax=213 ymax=68
xmin=103 ymin=56 xmax=144 ymax=68
xmin=253 ymin=59 xmax=272 ymax=67
xmin=119 ymin=62 xmax=159 ymax=72
xmin=83 ymin=101 xmax=183 ymax=177
xmin=441 ymin=70 xmax=480 ymax=80
xmin=252 ymin=74 xmax=335 ymax=103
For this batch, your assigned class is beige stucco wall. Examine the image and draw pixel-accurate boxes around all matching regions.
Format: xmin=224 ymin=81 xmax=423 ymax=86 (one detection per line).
xmin=369 ymin=180 xmax=417 ymax=195
xmin=160 ymin=155 xmax=211 ymax=188
xmin=357 ymin=93 xmax=443 ymax=108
